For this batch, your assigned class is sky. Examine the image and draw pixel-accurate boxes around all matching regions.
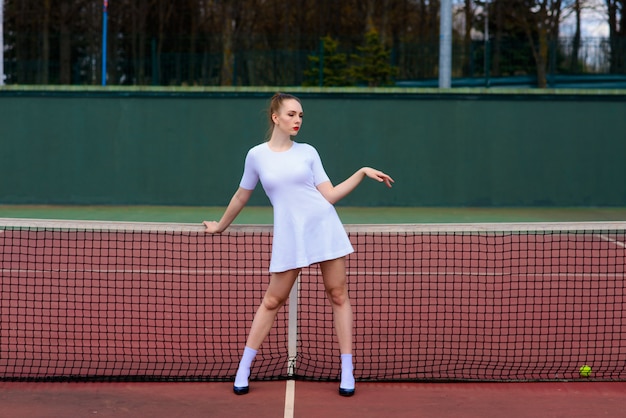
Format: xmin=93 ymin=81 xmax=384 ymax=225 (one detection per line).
xmin=560 ymin=0 xmax=610 ymax=37
xmin=462 ymin=1 xmax=611 ymax=40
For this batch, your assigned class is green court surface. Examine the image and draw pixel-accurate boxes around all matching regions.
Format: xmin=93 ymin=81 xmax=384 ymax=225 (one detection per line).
xmin=1 ymin=205 xmax=625 ymax=224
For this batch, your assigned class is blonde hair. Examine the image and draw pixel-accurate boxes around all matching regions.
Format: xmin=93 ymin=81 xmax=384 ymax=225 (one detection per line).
xmin=265 ymin=92 xmax=301 ymax=140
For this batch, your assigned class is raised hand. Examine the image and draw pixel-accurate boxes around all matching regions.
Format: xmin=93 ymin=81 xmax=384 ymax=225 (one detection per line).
xmin=363 ymin=167 xmax=394 ymax=188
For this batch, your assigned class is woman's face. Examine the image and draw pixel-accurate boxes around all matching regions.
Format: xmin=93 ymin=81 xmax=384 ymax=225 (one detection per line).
xmin=273 ymin=99 xmax=303 ymax=136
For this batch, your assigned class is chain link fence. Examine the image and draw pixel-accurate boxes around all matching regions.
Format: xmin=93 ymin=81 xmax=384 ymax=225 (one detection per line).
xmin=3 ymin=35 xmax=625 ymax=87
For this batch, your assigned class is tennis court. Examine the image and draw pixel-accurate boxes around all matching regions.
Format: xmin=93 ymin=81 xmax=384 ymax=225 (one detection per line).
xmin=1 ymin=380 xmax=625 ymax=417
xmin=1 ymin=207 xmax=625 ymax=417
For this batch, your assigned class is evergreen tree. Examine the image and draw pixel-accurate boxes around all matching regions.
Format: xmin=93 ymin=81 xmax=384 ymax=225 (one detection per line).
xmin=348 ymin=28 xmax=398 ymax=87
xmin=303 ymin=35 xmax=351 ymax=87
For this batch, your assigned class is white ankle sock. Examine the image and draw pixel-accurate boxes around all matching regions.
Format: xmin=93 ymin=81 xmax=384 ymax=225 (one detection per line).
xmin=235 ymin=346 xmax=257 ymax=387
xmin=340 ymin=354 xmax=355 ymax=389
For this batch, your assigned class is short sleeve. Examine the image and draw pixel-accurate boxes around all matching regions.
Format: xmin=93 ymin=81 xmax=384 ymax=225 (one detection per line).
xmin=310 ymin=146 xmax=330 ymax=186
xmin=239 ymin=149 xmax=259 ymax=190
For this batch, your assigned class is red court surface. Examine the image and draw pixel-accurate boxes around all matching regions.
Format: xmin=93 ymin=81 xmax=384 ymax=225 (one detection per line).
xmin=1 ymin=380 xmax=625 ymax=418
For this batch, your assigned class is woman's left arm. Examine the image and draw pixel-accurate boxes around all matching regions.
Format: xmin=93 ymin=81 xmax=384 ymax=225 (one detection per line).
xmin=317 ymin=167 xmax=394 ymax=205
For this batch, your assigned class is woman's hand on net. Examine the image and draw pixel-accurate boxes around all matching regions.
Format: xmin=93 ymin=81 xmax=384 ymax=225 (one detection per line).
xmin=203 ymin=221 xmax=222 ymax=234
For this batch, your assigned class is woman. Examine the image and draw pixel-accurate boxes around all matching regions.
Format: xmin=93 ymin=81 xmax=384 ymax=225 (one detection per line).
xmin=204 ymin=92 xmax=393 ymax=397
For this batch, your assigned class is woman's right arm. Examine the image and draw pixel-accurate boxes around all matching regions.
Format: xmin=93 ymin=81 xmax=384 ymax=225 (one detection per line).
xmin=203 ymin=187 xmax=253 ymax=233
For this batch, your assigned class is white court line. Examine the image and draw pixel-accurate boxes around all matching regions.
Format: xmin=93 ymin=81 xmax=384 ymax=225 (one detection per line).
xmin=599 ymin=234 xmax=626 ymax=248
xmin=284 ymin=380 xmax=295 ymax=418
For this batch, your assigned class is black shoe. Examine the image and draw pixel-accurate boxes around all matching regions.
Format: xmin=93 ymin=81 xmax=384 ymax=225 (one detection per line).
xmin=233 ymin=385 xmax=249 ymax=395
xmin=233 ymin=370 xmax=251 ymax=395
xmin=338 ymin=387 xmax=355 ymax=397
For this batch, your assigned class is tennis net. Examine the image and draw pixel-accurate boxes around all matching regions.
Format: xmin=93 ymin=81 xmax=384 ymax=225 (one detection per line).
xmin=1 ymin=218 xmax=625 ymax=382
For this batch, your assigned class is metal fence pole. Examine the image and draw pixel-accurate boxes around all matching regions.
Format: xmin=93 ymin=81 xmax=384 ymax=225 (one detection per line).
xmin=0 ymin=0 xmax=5 ymax=85
xmin=102 ymin=1 xmax=108 ymax=86
xmin=439 ymin=0 xmax=452 ymax=88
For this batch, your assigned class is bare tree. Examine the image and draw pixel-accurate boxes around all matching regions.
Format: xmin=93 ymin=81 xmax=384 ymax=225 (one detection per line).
xmin=492 ymin=0 xmax=504 ymax=76
xmin=41 ymin=0 xmax=51 ymax=83
xmin=606 ymin=0 xmax=625 ymax=73
xmin=462 ymin=0 xmax=477 ymax=76
xmin=213 ymin=0 xmax=261 ymax=86
xmin=3 ymin=0 xmax=616 ymax=86
xmin=58 ymin=1 xmax=87 ymax=84
xmin=570 ymin=0 xmax=582 ymax=72
xmin=515 ymin=0 xmax=563 ymax=87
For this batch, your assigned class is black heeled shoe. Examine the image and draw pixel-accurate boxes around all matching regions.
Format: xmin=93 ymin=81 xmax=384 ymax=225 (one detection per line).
xmin=233 ymin=385 xmax=249 ymax=395
xmin=338 ymin=387 xmax=355 ymax=397
xmin=233 ymin=371 xmax=251 ymax=395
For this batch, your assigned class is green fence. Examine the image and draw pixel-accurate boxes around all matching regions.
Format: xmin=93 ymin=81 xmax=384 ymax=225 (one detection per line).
xmin=3 ymin=36 xmax=625 ymax=87
xmin=1 ymin=87 xmax=625 ymax=207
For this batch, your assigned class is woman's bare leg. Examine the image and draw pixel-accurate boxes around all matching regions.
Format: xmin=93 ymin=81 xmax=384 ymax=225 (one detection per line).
xmin=320 ymin=257 xmax=355 ymax=395
xmin=234 ymin=268 xmax=300 ymax=393
xmin=320 ymin=257 xmax=352 ymax=354
xmin=246 ymin=268 xmax=301 ymax=349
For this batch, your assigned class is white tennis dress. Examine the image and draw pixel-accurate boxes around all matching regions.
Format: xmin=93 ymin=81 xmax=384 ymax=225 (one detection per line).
xmin=239 ymin=141 xmax=354 ymax=273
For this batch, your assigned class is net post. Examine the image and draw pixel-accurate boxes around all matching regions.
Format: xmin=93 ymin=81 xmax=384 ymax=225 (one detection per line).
xmin=287 ymin=274 xmax=299 ymax=377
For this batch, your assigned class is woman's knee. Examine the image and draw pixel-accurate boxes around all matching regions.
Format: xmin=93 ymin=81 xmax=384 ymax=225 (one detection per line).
xmin=261 ymin=268 xmax=299 ymax=311
xmin=326 ymin=285 xmax=349 ymax=307
xmin=262 ymin=293 xmax=288 ymax=311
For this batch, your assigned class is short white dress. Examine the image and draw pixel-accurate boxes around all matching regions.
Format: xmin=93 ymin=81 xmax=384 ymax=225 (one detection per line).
xmin=239 ymin=141 xmax=354 ymax=273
